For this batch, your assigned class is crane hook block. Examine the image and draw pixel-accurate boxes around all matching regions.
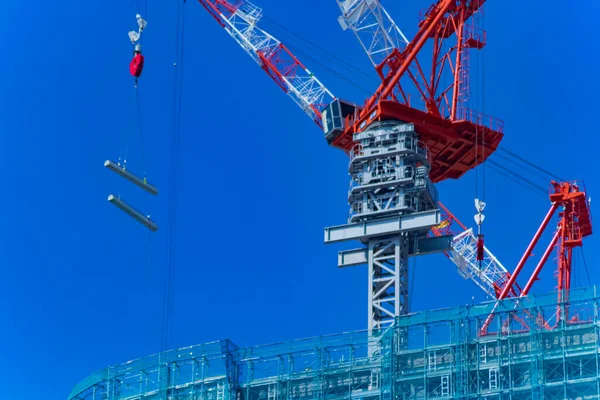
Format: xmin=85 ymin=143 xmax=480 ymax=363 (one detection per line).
xmin=476 ymin=234 xmax=485 ymax=262
xmin=108 ymin=194 xmax=158 ymax=232
xmin=104 ymin=160 xmax=159 ymax=195
xmin=130 ymin=53 xmax=144 ymax=78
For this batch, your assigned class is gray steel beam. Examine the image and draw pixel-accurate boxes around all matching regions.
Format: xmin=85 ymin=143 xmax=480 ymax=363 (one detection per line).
xmin=104 ymin=160 xmax=159 ymax=195
xmin=108 ymin=194 xmax=158 ymax=231
xmin=324 ymin=209 xmax=441 ymax=243
xmin=412 ymin=235 xmax=453 ymax=256
xmin=337 ymin=235 xmax=453 ymax=268
xmin=338 ymin=248 xmax=368 ymax=268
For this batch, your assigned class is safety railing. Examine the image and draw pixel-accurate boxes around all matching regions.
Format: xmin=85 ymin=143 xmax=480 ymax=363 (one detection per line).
xmin=456 ymin=107 xmax=505 ymax=133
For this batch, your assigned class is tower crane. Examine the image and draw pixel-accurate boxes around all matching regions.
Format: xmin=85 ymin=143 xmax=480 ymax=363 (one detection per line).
xmin=195 ymin=0 xmax=592 ymax=335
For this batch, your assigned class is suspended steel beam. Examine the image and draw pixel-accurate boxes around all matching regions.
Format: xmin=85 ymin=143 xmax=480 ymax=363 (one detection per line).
xmin=108 ymin=194 xmax=158 ymax=231
xmin=104 ymin=160 xmax=159 ymax=195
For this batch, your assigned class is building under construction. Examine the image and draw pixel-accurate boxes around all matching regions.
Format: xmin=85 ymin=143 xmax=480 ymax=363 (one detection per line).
xmin=87 ymin=0 xmax=598 ymax=398
xmin=69 ymin=286 xmax=600 ymax=399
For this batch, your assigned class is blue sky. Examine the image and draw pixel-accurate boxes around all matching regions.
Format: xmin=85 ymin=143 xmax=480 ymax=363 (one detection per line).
xmin=0 ymin=0 xmax=598 ymax=398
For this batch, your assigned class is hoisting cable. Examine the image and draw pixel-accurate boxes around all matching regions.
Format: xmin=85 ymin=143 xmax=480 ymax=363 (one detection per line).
xmin=492 ymin=151 xmax=556 ymax=183
xmin=255 ymin=10 xmax=563 ymax=209
xmin=135 ymin=86 xmax=147 ymax=181
xmin=473 ymin=11 xmax=480 ymax=203
xmin=285 ymin=43 xmax=374 ymax=95
xmin=255 ymin=16 xmax=380 ymax=93
xmin=480 ymin=4 xmax=487 ymax=203
xmin=160 ymin=0 xmax=187 ymax=353
xmin=106 ymin=10 xmax=158 ymax=232
xmin=266 ymin=12 xmax=565 ymax=190
xmin=263 ymin=16 xmax=377 ymax=84
xmin=485 ymin=162 xmax=546 ymax=199
xmin=471 ymin=7 xmax=486 ymax=266
xmin=409 ymin=258 xmax=417 ymax=309
xmin=581 ymin=247 xmax=592 ymax=287
xmin=486 ymin=159 xmax=547 ymax=194
xmin=497 ymin=147 xmax=566 ymax=182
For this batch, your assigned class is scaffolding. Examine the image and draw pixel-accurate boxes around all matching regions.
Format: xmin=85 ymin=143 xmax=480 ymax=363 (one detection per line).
xmin=68 ymin=286 xmax=600 ymax=400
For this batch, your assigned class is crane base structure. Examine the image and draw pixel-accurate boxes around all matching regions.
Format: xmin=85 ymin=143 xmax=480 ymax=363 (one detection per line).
xmin=69 ymin=285 xmax=600 ymax=400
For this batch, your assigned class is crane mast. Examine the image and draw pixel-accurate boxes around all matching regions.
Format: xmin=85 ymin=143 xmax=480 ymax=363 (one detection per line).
xmin=197 ymin=0 xmax=500 ymax=334
xmin=323 ymin=0 xmax=504 ymax=332
xmin=196 ymin=0 xmax=592 ymax=337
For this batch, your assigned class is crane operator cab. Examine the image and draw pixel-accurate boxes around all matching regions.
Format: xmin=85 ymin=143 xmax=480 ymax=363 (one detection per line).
xmin=322 ymin=99 xmax=359 ymax=145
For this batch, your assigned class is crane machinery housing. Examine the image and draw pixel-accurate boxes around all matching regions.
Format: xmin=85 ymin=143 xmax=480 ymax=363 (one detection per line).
xmin=69 ymin=0 xmax=598 ymax=399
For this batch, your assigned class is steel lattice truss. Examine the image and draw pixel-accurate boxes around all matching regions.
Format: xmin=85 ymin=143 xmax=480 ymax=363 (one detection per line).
xmin=449 ymin=228 xmax=509 ymax=299
xmin=369 ymin=237 xmax=409 ymax=331
xmin=198 ymin=0 xmax=334 ymax=127
xmin=336 ymin=0 xmax=409 ymax=68
xmin=194 ymin=0 xmax=593 ymax=340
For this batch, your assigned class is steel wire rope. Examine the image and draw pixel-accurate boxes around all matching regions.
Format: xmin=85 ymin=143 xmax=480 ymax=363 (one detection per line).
xmin=132 ymin=0 xmax=152 ymax=257
xmin=122 ymin=0 xmax=149 ymax=171
xmin=262 ymin=17 xmax=379 ymax=85
xmin=133 ymin=0 xmax=155 ymax=307
xmin=574 ymin=248 xmax=580 ymax=289
xmin=474 ymin=21 xmax=479 ymax=204
xmin=496 ymin=147 xmax=566 ymax=182
xmin=161 ymin=0 xmax=186 ymax=354
xmin=269 ymin=12 xmax=592 ymax=307
xmin=485 ymin=163 xmax=545 ymax=199
xmin=135 ymin=83 xmax=154 ymax=269
xmin=480 ymin=5 xmax=486 ymax=202
xmin=261 ymin=13 xmax=565 ymax=204
xmin=260 ymin=10 xmax=590 ymax=308
xmin=135 ymin=87 xmax=148 ymax=178
xmin=486 ymin=159 xmax=547 ymax=195
xmin=161 ymin=0 xmax=182 ymax=353
xmin=581 ymin=248 xmax=592 ymax=287
xmin=477 ymin=6 xmax=566 ymax=204
xmin=492 ymin=151 xmax=555 ymax=183
xmin=119 ymin=0 xmax=156 ymax=343
xmin=409 ymin=258 xmax=416 ymax=310
xmin=284 ymin=43 xmax=374 ymax=95
xmin=122 ymin=1 xmax=134 ymax=169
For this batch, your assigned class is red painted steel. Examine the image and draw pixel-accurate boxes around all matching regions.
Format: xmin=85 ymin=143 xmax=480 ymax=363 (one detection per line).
xmin=481 ymin=181 xmax=592 ymax=334
xmin=331 ymin=0 xmax=503 ymax=183
xmin=130 ymin=54 xmax=144 ymax=78
xmin=197 ymin=0 xmax=328 ymax=128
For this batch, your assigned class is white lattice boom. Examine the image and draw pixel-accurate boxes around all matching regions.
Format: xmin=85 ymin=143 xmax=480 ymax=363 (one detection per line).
xmin=336 ymin=0 xmax=409 ymax=68
xmin=199 ymin=0 xmax=335 ymax=126
xmin=449 ymin=228 xmax=509 ymax=299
